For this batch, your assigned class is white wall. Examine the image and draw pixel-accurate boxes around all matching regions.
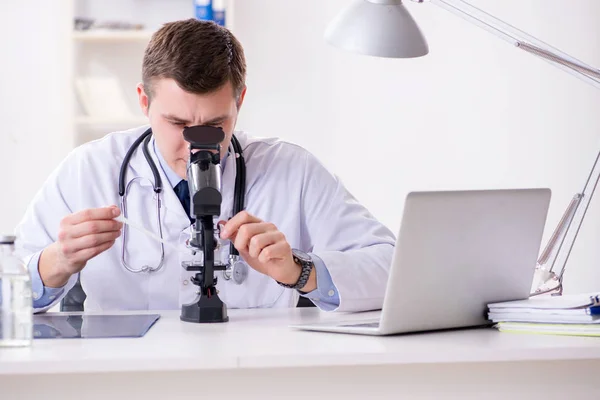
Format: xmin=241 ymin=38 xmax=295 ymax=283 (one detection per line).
xmin=0 ymin=1 xmax=74 ymax=235
xmin=232 ymin=0 xmax=600 ymax=294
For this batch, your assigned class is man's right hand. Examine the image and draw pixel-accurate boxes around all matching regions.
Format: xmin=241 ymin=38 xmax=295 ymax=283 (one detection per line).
xmin=39 ymin=206 xmax=123 ymax=288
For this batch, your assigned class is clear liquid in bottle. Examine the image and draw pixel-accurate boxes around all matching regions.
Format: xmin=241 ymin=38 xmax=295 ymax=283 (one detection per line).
xmin=0 ymin=235 xmax=33 ymax=347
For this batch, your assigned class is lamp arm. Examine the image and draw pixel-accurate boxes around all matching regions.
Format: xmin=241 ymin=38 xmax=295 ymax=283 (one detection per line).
xmin=543 ymin=153 xmax=600 ymax=280
xmin=421 ymin=0 xmax=600 ymax=88
xmin=417 ymin=0 xmax=600 ymax=293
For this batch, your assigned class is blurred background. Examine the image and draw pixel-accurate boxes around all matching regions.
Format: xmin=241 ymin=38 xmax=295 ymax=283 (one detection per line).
xmin=1 ymin=0 xmax=599 ymax=294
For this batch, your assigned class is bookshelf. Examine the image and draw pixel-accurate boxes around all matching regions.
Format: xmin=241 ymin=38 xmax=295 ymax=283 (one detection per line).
xmin=72 ymin=30 xmax=155 ymax=42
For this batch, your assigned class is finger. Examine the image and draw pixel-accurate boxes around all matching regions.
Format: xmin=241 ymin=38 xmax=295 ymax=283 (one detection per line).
xmin=248 ymin=231 xmax=284 ymax=258
xmin=217 ymin=220 xmax=227 ymax=236
xmin=66 ymin=220 xmax=123 ymax=239
xmin=258 ymin=241 xmax=291 ymax=264
xmin=220 ymin=211 xmax=261 ymax=239
xmin=233 ymin=222 xmax=276 ymax=252
xmin=73 ymin=240 xmax=117 ymax=264
xmin=63 ymin=231 xmax=121 ymax=255
xmin=63 ymin=206 xmax=120 ymax=226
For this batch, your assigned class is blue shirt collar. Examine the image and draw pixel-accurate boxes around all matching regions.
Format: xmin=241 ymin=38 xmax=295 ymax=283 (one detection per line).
xmin=153 ymin=139 xmax=229 ymax=188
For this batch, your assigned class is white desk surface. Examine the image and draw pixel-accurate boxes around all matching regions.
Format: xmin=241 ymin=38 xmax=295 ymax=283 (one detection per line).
xmin=2 ymin=307 xmax=600 ymax=376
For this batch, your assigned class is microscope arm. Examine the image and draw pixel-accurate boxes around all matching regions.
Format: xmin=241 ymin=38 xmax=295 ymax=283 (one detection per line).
xmin=180 ymin=125 xmax=230 ymax=323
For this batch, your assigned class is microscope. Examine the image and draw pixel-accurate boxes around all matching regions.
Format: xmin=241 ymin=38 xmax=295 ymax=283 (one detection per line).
xmin=180 ymin=125 xmax=231 ymax=323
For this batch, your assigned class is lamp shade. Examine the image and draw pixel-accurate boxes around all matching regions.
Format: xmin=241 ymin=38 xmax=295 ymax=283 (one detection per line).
xmin=324 ymin=0 xmax=429 ymax=58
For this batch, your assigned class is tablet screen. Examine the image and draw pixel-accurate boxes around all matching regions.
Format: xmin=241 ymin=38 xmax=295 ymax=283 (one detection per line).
xmin=33 ymin=314 xmax=161 ymax=339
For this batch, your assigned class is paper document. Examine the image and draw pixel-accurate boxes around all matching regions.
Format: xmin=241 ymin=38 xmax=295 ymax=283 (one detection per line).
xmin=488 ymin=313 xmax=600 ymax=324
xmin=496 ymin=322 xmax=600 ymax=337
xmin=488 ymin=293 xmax=600 ymax=335
xmin=488 ymin=292 xmax=600 ymax=310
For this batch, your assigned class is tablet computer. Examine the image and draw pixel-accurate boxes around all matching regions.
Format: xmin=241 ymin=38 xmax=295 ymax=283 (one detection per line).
xmin=33 ymin=314 xmax=160 ymax=339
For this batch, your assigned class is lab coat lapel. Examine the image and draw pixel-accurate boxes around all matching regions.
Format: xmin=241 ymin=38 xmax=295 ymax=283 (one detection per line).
xmin=145 ymin=136 xmax=191 ymax=229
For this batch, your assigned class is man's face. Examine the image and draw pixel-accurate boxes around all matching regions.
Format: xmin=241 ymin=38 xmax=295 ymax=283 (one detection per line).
xmin=137 ymin=78 xmax=245 ymax=180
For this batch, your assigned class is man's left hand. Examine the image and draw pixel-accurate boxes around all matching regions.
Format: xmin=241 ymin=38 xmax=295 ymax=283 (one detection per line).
xmin=219 ymin=211 xmax=315 ymax=292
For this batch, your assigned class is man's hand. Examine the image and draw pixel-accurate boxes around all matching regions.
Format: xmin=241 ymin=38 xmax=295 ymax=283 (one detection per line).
xmin=220 ymin=211 xmax=316 ymax=292
xmin=39 ymin=206 xmax=123 ymax=288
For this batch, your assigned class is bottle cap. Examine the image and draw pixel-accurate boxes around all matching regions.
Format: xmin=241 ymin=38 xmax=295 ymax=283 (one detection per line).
xmin=0 ymin=235 xmax=16 ymax=244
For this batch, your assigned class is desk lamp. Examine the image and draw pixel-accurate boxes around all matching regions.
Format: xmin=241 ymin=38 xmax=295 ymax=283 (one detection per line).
xmin=325 ymin=0 xmax=600 ymax=296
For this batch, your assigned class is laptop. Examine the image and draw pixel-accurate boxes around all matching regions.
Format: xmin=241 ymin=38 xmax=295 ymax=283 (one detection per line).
xmin=290 ymin=188 xmax=552 ymax=335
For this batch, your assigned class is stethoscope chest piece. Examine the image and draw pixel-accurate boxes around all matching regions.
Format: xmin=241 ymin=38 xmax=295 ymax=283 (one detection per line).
xmin=224 ymin=257 xmax=248 ymax=285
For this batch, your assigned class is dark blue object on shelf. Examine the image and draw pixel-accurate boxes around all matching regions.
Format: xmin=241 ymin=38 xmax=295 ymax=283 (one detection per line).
xmin=195 ymin=0 xmax=214 ymax=22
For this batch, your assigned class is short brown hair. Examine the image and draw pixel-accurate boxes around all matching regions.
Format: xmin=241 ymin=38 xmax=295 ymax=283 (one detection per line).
xmin=142 ymin=19 xmax=246 ymax=101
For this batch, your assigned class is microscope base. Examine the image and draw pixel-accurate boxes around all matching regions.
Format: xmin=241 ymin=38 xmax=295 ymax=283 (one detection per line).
xmin=180 ymin=291 xmax=229 ymax=323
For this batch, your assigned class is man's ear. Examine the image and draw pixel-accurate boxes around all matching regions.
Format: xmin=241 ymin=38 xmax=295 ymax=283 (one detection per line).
xmin=236 ymin=86 xmax=247 ymax=110
xmin=137 ymin=83 xmax=150 ymax=117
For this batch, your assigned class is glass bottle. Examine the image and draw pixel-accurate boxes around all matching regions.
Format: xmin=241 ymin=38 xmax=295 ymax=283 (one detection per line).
xmin=0 ymin=235 xmax=33 ymax=347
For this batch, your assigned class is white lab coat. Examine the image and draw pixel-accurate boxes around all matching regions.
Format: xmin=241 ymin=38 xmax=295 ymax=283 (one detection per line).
xmin=15 ymin=126 xmax=396 ymax=313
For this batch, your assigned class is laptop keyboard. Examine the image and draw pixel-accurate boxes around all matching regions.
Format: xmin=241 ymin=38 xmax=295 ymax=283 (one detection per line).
xmin=340 ymin=322 xmax=380 ymax=328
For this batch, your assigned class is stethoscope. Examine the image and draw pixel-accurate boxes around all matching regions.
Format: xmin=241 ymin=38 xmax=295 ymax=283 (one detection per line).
xmin=117 ymin=127 xmax=246 ymax=282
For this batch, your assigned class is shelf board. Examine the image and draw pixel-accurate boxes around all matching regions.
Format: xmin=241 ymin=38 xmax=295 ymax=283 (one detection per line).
xmin=75 ymin=116 xmax=148 ymax=127
xmin=72 ymin=30 xmax=154 ymax=42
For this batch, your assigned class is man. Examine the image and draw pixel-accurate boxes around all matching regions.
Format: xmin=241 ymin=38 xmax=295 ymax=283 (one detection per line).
xmin=15 ymin=19 xmax=395 ymax=314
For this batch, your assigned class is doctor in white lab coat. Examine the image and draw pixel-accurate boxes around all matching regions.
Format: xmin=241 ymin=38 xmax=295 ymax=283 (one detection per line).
xmin=14 ymin=19 xmax=395 ymax=314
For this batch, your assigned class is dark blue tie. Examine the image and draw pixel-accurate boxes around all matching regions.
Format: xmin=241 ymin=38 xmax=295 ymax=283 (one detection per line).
xmin=174 ymin=180 xmax=194 ymax=222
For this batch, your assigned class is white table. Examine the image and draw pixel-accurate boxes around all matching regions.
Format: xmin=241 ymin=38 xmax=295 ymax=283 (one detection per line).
xmin=1 ymin=308 xmax=600 ymax=399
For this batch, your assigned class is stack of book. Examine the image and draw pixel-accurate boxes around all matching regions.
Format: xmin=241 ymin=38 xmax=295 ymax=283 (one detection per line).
xmin=487 ymin=293 xmax=600 ymax=337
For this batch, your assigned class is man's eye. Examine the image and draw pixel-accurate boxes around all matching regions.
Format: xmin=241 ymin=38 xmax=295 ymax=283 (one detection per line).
xmin=171 ymin=121 xmax=185 ymax=126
